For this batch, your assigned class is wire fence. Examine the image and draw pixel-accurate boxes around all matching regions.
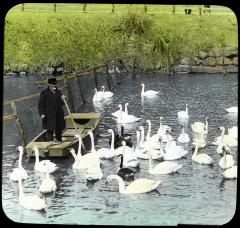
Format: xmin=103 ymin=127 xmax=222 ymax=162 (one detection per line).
xmin=10 ymin=4 xmax=234 ymax=15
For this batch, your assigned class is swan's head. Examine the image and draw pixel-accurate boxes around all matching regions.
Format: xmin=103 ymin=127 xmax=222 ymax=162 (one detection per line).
xmin=186 ymin=103 xmax=189 ymax=106
xmin=139 ymin=126 xmax=144 ymax=131
xmin=121 ymin=141 xmax=126 ymax=146
xmin=141 ymin=83 xmax=144 ymax=87
xmin=33 ymin=145 xmax=38 ymax=152
xmin=94 ymin=88 xmax=98 ymax=93
xmin=107 ymin=129 xmax=113 ymax=133
xmin=101 ymin=86 xmax=105 ymax=89
xmin=219 ymin=126 xmax=225 ymax=131
xmin=68 ymin=148 xmax=75 ymax=154
xmin=74 ymin=134 xmax=80 ymax=139
xmin=125 ymin=103 xmax=129 ymax=106
xmin=146 ymin=120 xmax=151 ymax=125
xmin=17 ymin=146 xmax=24 ymax=153
xmin=88 ymin=130 xmax=93 ymax=136
xmin=118 ymin=104 xmax=122 ymax=108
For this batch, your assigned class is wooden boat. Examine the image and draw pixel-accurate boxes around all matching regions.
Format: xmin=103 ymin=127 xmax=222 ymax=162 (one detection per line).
xmin=25 ymin=113 xmax=101 ymax=157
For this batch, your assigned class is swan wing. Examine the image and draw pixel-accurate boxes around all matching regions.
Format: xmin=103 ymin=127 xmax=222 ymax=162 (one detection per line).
xmin=153 ymin=161 xmax=182 ymax=174
xmin=222 ymin=166 xmax=237 ymax=178
xmin=125 ymin=179 xmax=161 ymax=193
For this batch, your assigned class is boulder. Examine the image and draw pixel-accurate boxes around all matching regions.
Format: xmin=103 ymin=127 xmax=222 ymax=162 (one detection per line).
xmin=223 ymin=57 xmax=233 ymax=65
xmin=181 ymin=57 xmax=191 ymax=65
xmin=232 ymin=57 xmax=238 ymax=65
xmin=202 ymin=57 xmax=216 ymax=66
xmin=198 ymin=51 xmax=208 ymax=59
xmin=216 ymin=56 xmax=225 ymax=65
xmin=174 ymin=65 xmax=190 ymax=73
xmin=223 ymin=47 xmax=238 ymax=57
xmin=190 ymin=65 xmax=224 ymax=73
xmin=208 ymin=48 xmax=222 ymax=57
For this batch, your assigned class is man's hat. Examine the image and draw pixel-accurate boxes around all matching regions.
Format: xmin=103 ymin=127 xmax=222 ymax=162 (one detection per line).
xmin=48 ymin=77 xmax=57 ymax=85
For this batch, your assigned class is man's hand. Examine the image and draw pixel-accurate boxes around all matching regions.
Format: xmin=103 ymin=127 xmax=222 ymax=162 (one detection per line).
xmin=61 ymin=95 xmax=66 ymax=100
xmin=41 ymin=114 xmax=45 ymax=119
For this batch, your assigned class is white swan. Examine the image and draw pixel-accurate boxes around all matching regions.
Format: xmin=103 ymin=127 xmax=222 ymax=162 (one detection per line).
xmin=191 ymin=117 xmax=208 ymax=134
xmin=18 ymin=176 xmax=47 ymax=210
xmin=177 ymin=127 xmax=190 ymax=143
xmin=225 ymin=106 xmax=238 ymax=114
xmin=85 ymin=162 xmax=103 ymax=181
xmin=92 ymin=88 xmax=104 ymax=102
xmin=177 ymin=104 xmax=189 ymax=119
xmin=39 ymin=160 xmax=57 ymax=193
xmin=218 ymin=146 xmax=235 ymax=169
xmin=157 ymin=117 xmax=170 ymax=137
xmin=97 ymin=129 xmax=116 ymax=159
xmin=191 ymin=144 xmax=213 ymax=165
xmin=140 ymin=83 xmax=159 ymax=97
xmin=124 ymin=103 xmax=129 ymax=115
xmin=148 ymin=153 xmax=182 ymax=175
xmin=69 ymin=148 xmax=82 ymax=169
xmin=164 ymin=133 xmax=188 ymax=161
xmin=222 ymin=166 xmax=237 ymax=179
xmin=101 ymin=85 xmax=113 ymax=98
xmin=10 ymin=146 xmax=28 ymax=181
xmin=112 ymin=104 xmax=126 ymax=118
xmin=116 ymin=108 xmax=141 ymax=124
xmin=33 ymin=146 xmax=58 ymax=174
xmin=106 ymin=175 xmax=161 ymax=194
xmin=228 ymin=126 xmax=238 ymax=140
xmin=120 ymin=141 xmax=140 ymax=168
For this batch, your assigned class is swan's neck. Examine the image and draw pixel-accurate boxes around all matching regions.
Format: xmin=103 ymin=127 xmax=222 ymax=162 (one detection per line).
xmin=89 ymin=133 xmax=96 ymax=153
xmin=146 ymin=122 xmax=151 ymax=139
xmin=110 ymin=131 xmax=114 ymax=151
xmin=185 ymin=105 xmax=188 ymax=115
xmin=193 ymin=145 xmax=199 ymax=157
xmin=220 ymin=128 xmax=225 ymax=141
xmin=141 ymin=85 xmax=145 ymax=94
xmin=119 ymin=155 xmax=123 ymax=168
xmin=76 ymin=136 xmax=82 ymax=158
xmin=140 ymin=128 xmax=145 ymax=145
xmin=34 ymin=148 xmax=40 ymax=165
xmin=148 ymin=155 xmax=153 ymax=171
xmin=18 ymin=178 xmax=24 ymax=198
xmin=136 ymin=132 xmax=140 ymax=149
xmin=181 ymin=128 xmax=185 ymax=135
xmin=205 ymin=119 xmax=208 ymax=131
xmin=71 ymin=150 xmax=79 ymax=162
xmin=116 ymin=176 xmax=126 ymax=193
xmin=18 ymin=151 xmax=23 ymax=169
xmin=125 ymin=105 xmax=128 ymax=115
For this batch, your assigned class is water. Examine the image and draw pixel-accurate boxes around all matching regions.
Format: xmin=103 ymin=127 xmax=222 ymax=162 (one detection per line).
xmin=2 ymin=73 xmax=238 ymax=225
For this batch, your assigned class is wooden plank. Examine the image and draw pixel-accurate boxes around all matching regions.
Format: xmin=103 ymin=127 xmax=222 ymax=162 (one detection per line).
xmin=3 ymin=114 xmax=17 ymax=121
xmin=65 ymin=113 xmax=101 ymax=119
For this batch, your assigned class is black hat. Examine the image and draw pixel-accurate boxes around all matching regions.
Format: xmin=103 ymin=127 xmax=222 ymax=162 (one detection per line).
xmin=48 ymin=77 xmax=57 ymax=85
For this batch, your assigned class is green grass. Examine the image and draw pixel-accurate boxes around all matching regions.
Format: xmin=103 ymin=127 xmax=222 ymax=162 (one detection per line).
xmin=4 ymin=4 xmax=238 ymax=73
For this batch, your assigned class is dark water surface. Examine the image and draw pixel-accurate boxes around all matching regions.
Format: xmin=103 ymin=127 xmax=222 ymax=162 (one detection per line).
xmin=2 ymin=73 xmax=238 ymax=225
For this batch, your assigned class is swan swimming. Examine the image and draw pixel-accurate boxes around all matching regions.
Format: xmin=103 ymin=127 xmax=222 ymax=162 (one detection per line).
xmin=218 ymin=146 xmax=235 ymax=169
xmin=148 ymin=153 xmax=182 ymax=175
xmin=222 ymin=166 xmax=237 ymax=179
xmin=177 ymin=127 xmax=190 ymax=143
xmin=116 ymin=107 xmax=141 ymax=124
xmin=225 ymin=106 xmax=238 ymax=114
xmin=18 ymin=176 xmax=47 ymax=211
xmin=10 ymin=146 xmax=28 ymax=181
xmin=101 ymin=85 xmax=113 ymax=98
xmin=106 ymin=175 xmax=161 ymax=194
xmin=191 ymin=117 xmax=208 ymax=134
xmin=39 ymin=160 xmax=57 ymax=193
xmin=33 ymin=146 xmax=58 ymax=173
xmin=140 ymin=83 xmax=159 ymax=97
xmin=191 ymin=144 xmax=213 ymax=165
xmin=117 ymin=154 xmax=135 ymax=179
xmin=85 ymin=162 xmax=103 ymax=181
xmin=177 ymin=104 xmax=189 ymax=119
xmin=112 ymin=104 xmax=127 ymax=118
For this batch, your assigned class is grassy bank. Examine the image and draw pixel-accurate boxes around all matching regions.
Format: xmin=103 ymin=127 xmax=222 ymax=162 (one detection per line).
xmin=4 ymin=4 xmax=238 ymax=73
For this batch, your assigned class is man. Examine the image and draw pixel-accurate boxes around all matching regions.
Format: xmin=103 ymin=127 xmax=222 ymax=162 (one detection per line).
xmin=38 ymin=77 xmax=66 ymax=142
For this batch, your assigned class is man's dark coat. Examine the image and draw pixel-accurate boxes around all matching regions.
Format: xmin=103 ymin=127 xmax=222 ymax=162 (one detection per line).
xmin=38 ymin=87 xmax=65 ymax=131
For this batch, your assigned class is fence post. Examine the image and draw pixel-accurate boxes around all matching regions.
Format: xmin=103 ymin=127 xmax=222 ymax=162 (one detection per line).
xmin=144 ymin=4 xmax=147 ymax=13
xmin=54 ymin=3 xmax=56 ymax=12
xmin=22 ymin=3 xmax=24 ymax=12
xmin=112 ymin=4 xmax=115 ymax=13
xmin=172 ymin=5 xmax=176 ymax=14
xmin=83 ymin=3 xmax=87 ymax=12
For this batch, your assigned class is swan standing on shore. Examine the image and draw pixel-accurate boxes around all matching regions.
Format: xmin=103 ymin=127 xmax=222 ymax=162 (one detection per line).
xmin=33 ymin=146 xmax=58 ymax=173
xmin=140 ymin=83 xmax=159 ymax=97
xmin=106 ymin=175 xmax=161 ymax=194
xmin=10 ymin=146 xmax=28 ymax=181
xmin=39 ymin=161 xmax=57 ymax=193
xmin=177 ymin=104 xmax=189 ymax=119
xmin=18 ymin=176 xmax=47 ymax=210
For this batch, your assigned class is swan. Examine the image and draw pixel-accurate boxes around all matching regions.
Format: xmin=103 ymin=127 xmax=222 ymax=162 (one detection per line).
xmin=191 ymin=117 xmax=208 ymax=134
xmin=139 ymin=126 xmax=159 ymax=151
xmin=69 ymin=148 xmax=83 ymax=169
xmin=140 ymin=83 xmax=159 ymax=97
xmin=218 ymin=146 xmax=235 ymax=169
xmin=177 ymin=127 xmax=190 ymax=143
xmin=148 ymin=153 xmax=182 ymax=175
xmin=112 ymin=104 xmax=127 ymax=118
xmin=225 ymin=106 xmax=238 ymax=114
xmin=120 ymin=141 xmax=140 ymax=168
xmin=124 ymin=103 xmax=129 ymax=115
xmin=116 ymin=108 xmax=141 ymax=124
xmin=33 ymin=146 xmax=58 ymax=174
xmin=117 ymin=154 xmax=135 ymax=179
xmin=92 ymin=88 xmax=104 ymax=102
xmin=10 ymin=146 xmax=28 ymax=181
xmin=157 ymin=117 xmax=170 ymax=137
xmin=39 ymin=160 xmax=57 ymax=193
xmin=85 ymin=162 xmax=103 ymax=181
xmin=101 ymin=85 xmax=113 ymax=98
xmin=97 ymin=129 xmax=116 ymax=159
xmin=227 ymin=126 xmax=238 ymax=140
xmin=106 ymin=175 xmax=161 ymax=194
xmin=177 ymin=104 xmax=189 ymax=119
xmin=145 ymin=120 xmax=152 ymax=141
xmin=191 ymin=144 xmax=213 ymax=165
xmin=18 ymin=176 xmax=47 ymax=211
xmin=222 ymin=166 xmax=237 ymax=179
xmin=163 ymin=132 xmax=188 ymax=161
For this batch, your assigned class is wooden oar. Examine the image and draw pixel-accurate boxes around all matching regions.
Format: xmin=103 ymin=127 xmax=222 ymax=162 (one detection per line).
xmin=62 ymin=96 xmax=87 ymax=152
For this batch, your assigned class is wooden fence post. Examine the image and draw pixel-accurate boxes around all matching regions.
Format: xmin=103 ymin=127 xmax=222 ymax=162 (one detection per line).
xmin=112 ymin=4 xmax=115 ymax=13
xmin=22 ymin=3 xmax=24 ymax=12
xmin=54 ymin=3 xmax=56 ymax=12
xmin=83 ymin=3 xmax=87 ymax=12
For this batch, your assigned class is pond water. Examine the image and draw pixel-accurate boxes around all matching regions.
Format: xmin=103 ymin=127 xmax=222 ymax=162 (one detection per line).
xmin=2 ymin=72 xmax=238 ymax=225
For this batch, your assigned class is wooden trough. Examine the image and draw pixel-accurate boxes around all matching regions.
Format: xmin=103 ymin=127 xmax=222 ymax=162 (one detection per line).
xmin=25 ymin=113 xmax=101 ymax=157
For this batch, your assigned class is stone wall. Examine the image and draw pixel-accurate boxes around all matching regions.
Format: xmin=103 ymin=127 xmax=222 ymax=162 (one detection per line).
xmin=174 ymin=47 xmax=238 ymax=74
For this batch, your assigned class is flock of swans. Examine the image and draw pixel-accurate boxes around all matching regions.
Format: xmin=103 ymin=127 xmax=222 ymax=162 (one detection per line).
xmin=9 ymin=82 xmax=238 ymax=211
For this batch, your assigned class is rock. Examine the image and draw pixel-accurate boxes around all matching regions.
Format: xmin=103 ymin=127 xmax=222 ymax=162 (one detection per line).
xmin=223 ymin=47 xmax=238 ymax=57
xmin=198 ymin=51 xmax=208 ymax=59
xmin=181 ymin=57 xmax=191 ymax=65
xmin=190 ymin=65 xmax=224 ymax=73
xmin=232 ymin=57 xmax=238 ymax=65
xmin=192 ymin=57 xmax=202 ymax=65
xmin=216 ymin=57 xmax=225 ymax=65
xmin=174 ymin=65 xmax=190 ymax=73
xmin=208 ymin=48 xmax=222 ymax=57
xmin=223 ymin=57 xmax=233 ymax=65
xmin=224 ymin=65 xmax=238 ymax=73
xmin=202 ymin=57 xmax=216 ymax=66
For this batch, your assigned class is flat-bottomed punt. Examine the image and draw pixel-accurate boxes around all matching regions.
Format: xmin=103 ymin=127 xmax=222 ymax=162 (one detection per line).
xmin=25 ymin=113 xmax=101 ymax=157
